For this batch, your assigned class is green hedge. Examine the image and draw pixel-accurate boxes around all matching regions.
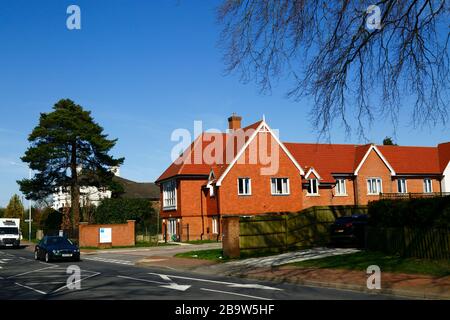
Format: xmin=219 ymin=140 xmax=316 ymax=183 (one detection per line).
xmin=94 ymin=198 xmax=158 ymax=234
xmin=368 ymin=196 xmax=450 ymax=229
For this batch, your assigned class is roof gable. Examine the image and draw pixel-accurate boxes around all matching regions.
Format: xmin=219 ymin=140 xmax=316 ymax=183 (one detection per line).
xmin=215 ymin=120 xmax=305 ymax=186
xmin=354 ymin=145 xmax=396 ymax=176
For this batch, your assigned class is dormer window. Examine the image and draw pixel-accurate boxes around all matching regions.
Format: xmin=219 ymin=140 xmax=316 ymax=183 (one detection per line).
xmin=307 ymin=179 xmax=319 ymax=195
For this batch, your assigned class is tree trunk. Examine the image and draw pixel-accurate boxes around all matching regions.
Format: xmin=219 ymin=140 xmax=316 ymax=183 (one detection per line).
xmin=70 ymin=141 xmax=80 ymax=231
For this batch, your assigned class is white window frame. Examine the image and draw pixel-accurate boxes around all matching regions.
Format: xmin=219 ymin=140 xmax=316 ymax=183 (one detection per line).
xmin=423 ymin=178 xmax=433 ymax=193
xmin=168 ymin=218 xmax=177 ymax=237
xmin=307 ymin=179 xmax=319 ymax=195
xmin=237 ymin=178 xmax=252 ymax=196
xmin=162 ymin=179 xmax=177 ymax=210
xmin=271 ymin=178 xmax=290 ymax=195
xmin=212 ymin=216 xmax=219 ymax=234
xmin=335 ymin=178 xmax=347 ymax=196
xmin=367 ymin=177 xmax=383 ymax=195
xmin=397 ymin=178 xmax=407 ymax=193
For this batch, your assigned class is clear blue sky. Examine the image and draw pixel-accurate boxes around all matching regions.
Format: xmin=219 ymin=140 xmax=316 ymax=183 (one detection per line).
xmin=0 ymin=0 xmax=448 ymax=207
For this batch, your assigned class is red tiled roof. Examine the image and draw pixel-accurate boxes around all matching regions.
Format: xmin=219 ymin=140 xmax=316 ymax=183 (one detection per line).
xmin=438 ymin=142 xmax=450 ymax=172
xmin=285 ymin=143 xmax=360 ymax=182
xmin=378 ymin=145 xmax=441 ymax=174
xmin=156 ymin=119 xmax=449 ymax=184
xmin=156 ymin=121 xmax=263 ymax=183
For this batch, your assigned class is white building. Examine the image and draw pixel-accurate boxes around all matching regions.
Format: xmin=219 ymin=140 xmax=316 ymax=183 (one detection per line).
xmin=51 ymin=166 xmax=160 ymax=210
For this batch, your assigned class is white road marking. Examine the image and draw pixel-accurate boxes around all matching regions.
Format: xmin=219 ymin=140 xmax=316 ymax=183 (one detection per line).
xmin=148 ymin=273 xmax=282 ymax=291
xmin=117 ymin=275 xmax=192 ymax=291
xmin=27 ymin=281 xmax=67 ymax=285
xmin=14 ymin=282 xmax=46 ymax=295
xmin=117 ymin=275 xmax=165 ymax=285
xmin=52 ymin=271 xmax=101 ymax=294
xmin=7 ymin=265 xmax=58 ymax=279
xmin=200 ymin=288 xmax=272 ymax=300
xmin=84 ymin=256 xmax=134 ymax=265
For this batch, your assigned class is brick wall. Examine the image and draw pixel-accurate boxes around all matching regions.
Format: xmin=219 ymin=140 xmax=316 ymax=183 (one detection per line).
xmin=219 ymin=132 xmax=303 ymax=214
xmin=356 ymin=150 xmax=393 ymax=204
xmin=79 ymin=220 xmax=135 ymax=248
xmin=302 ymin=179 xmax=356 ymax=209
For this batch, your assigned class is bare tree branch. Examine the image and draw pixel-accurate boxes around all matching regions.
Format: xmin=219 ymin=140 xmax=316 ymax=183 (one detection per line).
xmin=218 ymin=0 xmax=449 ymax=140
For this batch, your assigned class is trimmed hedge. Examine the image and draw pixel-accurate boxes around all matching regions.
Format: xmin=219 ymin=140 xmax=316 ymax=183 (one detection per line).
xmin=94 ymin=198 xmax=158 ymax=234
xmin=368 ymin=196 xmax=450 ymax=229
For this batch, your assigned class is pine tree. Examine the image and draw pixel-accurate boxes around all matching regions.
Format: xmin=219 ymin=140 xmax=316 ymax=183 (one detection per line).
xmin=4 ymin=194 xmax=24 ymax=219
xmin=18 ymin=99 xmax=124 ymax=231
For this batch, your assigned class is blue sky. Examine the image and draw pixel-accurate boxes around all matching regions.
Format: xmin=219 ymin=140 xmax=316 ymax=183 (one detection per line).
xmin=0 ymin=0 xmax=448 ymax=207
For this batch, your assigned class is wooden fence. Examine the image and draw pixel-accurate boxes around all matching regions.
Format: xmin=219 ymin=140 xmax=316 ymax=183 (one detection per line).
xmin=239 ymin=206 xmax=367 ymax=254
xmin=366 ymin=227 xmax=450 ymax=260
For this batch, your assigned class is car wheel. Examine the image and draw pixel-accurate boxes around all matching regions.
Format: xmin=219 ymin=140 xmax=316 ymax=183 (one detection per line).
xmin=45 ymin=252 xmax=50 ymax=263
xmin=34 ymin=250 xmax=39 ymax=260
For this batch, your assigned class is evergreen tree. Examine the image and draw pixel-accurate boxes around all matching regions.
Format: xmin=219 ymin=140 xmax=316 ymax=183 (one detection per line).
xmin=18 ymin=99 xmax=124 ymax=231
xmin=4 ymin=194 xmax=24 ymax=219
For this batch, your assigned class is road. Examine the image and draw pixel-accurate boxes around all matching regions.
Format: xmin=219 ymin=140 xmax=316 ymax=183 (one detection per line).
xmin=0 ymin=246 xmax=397 ymax=300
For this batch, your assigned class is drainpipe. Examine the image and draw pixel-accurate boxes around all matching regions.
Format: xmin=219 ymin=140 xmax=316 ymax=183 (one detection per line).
xmin=200 ymin=187 xmax=205 ymax=240
xmin=354 ymin=176 xmax=359 ymax=206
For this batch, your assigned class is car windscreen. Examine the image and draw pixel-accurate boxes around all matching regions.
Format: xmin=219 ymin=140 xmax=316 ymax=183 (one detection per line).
xmin=47 ymin=237 xmax=73 ymax=246
xmin=0 ymin=227 xmax=19 ymax=235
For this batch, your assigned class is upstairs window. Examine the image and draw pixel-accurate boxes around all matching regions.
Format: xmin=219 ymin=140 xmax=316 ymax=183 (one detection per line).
xmin=307 ymin=179 xmax=319 ymax=195
xmin=271 ymin=178 xmax=290 ymax=195
xmin=163 ymin=180 xmax=177 ymax=210
xmin=397 ymin=179 xmax=407 ymax=193
xmin=424 ymin=179 xmax=433 ymax=193
xmin=367 ymin=178 xmax=382 ymax=195
xmin=237 ymin=178 xmax=251 ymax=195
xmin=335 ymin=179 xmax=346 ymax=195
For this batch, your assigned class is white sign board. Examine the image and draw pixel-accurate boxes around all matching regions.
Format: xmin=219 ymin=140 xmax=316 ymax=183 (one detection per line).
xmin=99 ymin=227 xmax=112 ymax=243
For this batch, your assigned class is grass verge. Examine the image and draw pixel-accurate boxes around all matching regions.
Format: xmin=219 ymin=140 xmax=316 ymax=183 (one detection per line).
xmin=175 ymin=248 xmax=283 ymax=262
xmin=291 ymin=251 xmax=450 ymax=277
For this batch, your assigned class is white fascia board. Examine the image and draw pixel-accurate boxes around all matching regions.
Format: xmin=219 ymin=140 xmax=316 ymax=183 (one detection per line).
xmin=216 ymin=120 xmax=305 ymax=186
xmin=305 ymin=167 xmax=322 ymax=180
xmin=354 ymin=145 xmax=396 ymax=176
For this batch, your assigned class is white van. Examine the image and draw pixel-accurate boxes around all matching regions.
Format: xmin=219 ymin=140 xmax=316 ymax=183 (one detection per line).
xmin=0 ymin=218 xmax=21 ymax=248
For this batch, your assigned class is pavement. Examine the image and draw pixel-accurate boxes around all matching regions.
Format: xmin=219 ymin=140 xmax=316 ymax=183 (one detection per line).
xmin=0 ymin=244 xmax=398 ymax=300
xmin=125 ymin=245 xmax=449 ymax=300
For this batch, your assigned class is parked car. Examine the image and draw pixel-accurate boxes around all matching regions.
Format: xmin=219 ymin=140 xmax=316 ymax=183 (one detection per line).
xmin=34 ymin=236 xmax=80 ymax=262
xmin=330 ymin=214 xmax=368 ymax=247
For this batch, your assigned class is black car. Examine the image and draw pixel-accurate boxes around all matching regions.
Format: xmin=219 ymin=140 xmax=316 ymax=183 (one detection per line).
xmin=35 ymin=236 xmax=80 ymax=263
xmin=330 ymin=214 xmax=368 ymax=247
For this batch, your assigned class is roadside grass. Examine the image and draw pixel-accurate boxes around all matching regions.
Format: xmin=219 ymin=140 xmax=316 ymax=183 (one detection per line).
xmin=175 ymin=248 xmax=283 ymax=262
xmin=290 ymin=251 xmax=450 ymax=277
xmin=175 ymin=249 xmax=228 ymax=262
xmin=81 ymin=241 xmax=176 ymax=250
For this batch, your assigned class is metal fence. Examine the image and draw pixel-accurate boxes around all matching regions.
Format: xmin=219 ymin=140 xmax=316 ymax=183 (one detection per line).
xmin=366 ymin=227 xmax=450 ymax=260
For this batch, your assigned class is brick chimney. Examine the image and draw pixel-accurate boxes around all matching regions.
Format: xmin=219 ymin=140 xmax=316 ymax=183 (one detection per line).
xmin=228 ymin=113 xmax=242 ymax=130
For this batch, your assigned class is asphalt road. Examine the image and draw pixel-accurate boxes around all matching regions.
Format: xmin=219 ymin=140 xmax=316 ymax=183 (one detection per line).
xmin=0 ymin=246 xmax=398 ymax=300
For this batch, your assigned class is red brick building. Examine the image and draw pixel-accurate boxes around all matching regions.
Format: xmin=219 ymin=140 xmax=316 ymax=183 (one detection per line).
xmin=156 ymin=115 xmax=450 ymax=241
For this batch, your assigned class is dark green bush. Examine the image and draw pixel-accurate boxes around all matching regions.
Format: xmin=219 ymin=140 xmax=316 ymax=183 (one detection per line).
xmin=94 ymin=198 xmax=157 ymax=234
xmin=368 ymin=196 xmax=450 ymax=228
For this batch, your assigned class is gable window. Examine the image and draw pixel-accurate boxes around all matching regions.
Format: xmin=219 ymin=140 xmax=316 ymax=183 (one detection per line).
xmin=307 ymin=179 xmax=319 ymax=195
xmin=162 ymin=180 xmax=177 ymax=210
xmin=367 ymin=178 xmax=382 ymax=195
xmin=424 ymin=179 xmax=433 ymax=193
xmin=237 ymin=178 xmax=251 ymax=195
xmin=271 ymin=178 xmax=290 ymax=195
xmin=397 ymin=179 xmax=407 ymax=193
xmin=335 ymin=179 xmax=346 ymax=195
